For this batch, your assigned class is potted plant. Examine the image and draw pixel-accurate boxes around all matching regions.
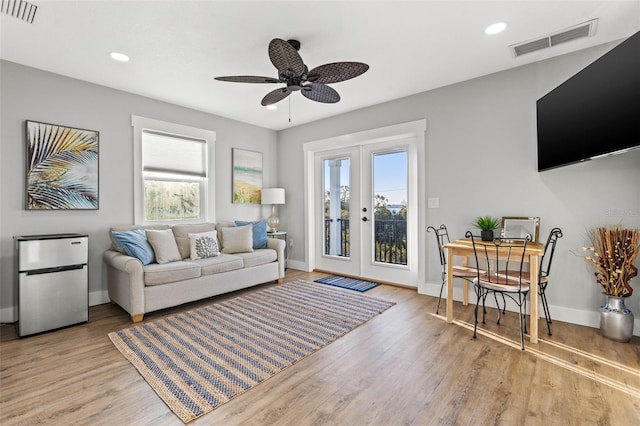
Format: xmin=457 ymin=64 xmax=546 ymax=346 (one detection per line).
xmin=472 ymin=215 xmax=500 ymax=241
xmin=581 ymin=225 xmax=640 ymax=342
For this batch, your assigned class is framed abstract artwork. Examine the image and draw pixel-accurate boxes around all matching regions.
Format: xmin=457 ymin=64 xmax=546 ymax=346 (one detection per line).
xmin=232 ymin=148 xmax=262 ymax=204
xmin=26 ymin=120 xmax=99 ymax=210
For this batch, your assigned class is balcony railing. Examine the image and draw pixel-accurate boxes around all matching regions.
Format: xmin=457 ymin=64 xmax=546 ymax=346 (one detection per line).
xmin=324 ymin=218 xmax=407 ymax=265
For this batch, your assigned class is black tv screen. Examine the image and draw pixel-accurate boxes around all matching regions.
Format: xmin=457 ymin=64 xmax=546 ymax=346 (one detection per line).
xmin=537 ymin=31 xmax=640 ymax=171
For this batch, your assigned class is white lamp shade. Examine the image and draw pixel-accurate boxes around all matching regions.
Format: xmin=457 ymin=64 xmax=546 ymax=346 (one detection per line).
xmin=261 ymin=188 xmax=285 ymax=205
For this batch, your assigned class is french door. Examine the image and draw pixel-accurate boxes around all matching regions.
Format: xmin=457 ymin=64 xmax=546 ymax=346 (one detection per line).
xmin=314 ymin=139 xmax=418 ymax=286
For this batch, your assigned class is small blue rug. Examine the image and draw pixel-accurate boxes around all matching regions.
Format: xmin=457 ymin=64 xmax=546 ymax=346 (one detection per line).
xmin=314 ymin=275 xmax=380 ymax=292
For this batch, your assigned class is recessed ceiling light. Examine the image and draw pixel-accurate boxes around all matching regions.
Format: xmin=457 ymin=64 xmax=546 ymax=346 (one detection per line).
xmin=265 ymin=104 xmax=278 ymax=110
xmin=485 ymin=22 xmax=507 ymax=35
xmin=110 ymin=52 xmax=130 ymax=62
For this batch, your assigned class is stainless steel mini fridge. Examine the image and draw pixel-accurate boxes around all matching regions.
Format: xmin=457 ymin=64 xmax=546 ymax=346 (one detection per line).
xmin=15 ymin=233 xmax=89 ymax=337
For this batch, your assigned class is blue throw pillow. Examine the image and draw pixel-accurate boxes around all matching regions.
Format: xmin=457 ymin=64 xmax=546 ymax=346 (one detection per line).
xmin=234 ymin=219 xmax=267 ymax=249
xmin=111 ymin=229 xmax=156 ymax=265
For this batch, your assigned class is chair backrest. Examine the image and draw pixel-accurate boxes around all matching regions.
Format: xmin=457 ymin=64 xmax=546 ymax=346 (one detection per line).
xmin=427 ymin=224 xmax=451 ymax=267
xmin=539 ymin=227 xmax=563 ymax=278
xmin=465 ymin=230 xmax=530 ymax=288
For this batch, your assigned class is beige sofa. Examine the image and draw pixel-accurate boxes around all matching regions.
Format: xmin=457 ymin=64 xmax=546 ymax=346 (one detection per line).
xmin=103 ymin=222 xmax=285 ymax=322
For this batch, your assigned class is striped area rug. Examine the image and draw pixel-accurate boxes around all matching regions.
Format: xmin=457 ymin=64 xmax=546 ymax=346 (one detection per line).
xmin=108 ymin=279 xmax=395 ymax=423
xmin=314 ymin=275 xmax=381 ymax=292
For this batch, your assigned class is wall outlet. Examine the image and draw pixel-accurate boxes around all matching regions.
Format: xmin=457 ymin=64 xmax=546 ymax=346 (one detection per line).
xmin=288 ymin=238 xmax=294 ymax=248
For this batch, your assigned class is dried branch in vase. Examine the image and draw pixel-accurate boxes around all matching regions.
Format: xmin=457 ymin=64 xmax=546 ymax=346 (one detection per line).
xmin=583 ymin=225 xmax=640 ymax=297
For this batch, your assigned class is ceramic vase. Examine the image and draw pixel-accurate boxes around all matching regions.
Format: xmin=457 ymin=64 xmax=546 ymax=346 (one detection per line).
xmin=600 ymin=294 xmax=634 ymax=343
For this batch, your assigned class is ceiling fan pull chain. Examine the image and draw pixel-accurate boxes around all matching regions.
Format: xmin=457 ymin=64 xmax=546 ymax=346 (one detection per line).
xmin=289 ymin=95 xmax=291 ymax=123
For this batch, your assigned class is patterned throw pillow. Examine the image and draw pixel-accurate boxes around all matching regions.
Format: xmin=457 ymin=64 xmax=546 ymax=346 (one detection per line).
xmin=189 ymin=231 xmax=220 ymax=260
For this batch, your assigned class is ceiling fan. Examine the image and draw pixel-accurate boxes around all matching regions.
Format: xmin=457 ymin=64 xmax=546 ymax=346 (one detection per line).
xmin=215 ymin=38 xmax=369 ymax=107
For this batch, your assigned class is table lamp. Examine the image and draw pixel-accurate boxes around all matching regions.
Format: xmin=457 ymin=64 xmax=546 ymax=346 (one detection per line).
xmin=261 ymin=188 xmax=285 ymax=232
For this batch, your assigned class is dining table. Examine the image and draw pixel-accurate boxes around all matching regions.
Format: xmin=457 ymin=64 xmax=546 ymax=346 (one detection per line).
xmin=443 ymin=238 xmax=545 ymax=344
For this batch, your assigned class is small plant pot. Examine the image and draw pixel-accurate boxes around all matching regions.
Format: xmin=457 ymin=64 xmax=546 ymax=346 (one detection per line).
xmin=480 ymin=230 xmax=494 ymax=241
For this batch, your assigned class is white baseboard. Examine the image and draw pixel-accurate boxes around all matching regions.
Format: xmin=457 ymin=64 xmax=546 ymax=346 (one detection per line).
xmin=89 ymin=290 xmax=110 ymax=306
xmin=1 ymin=290 xmax=111 ymax=324
xmin=5 ymin=282 xmax=638 ymax=337
xmin=286 ymin=260 xmax=310 ymax=272
xmin=420 ymin=281 xmax=640 ymax=337
xmin=0 ymin=306 xmax=16 ymax=324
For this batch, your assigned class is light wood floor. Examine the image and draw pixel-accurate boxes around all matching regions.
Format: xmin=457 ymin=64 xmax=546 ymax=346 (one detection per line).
xmin=1 ymin=270 xmax=639 ymax=425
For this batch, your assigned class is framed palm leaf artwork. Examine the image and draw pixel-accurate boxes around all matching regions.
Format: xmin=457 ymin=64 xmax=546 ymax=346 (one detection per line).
xmin=26 ymin=120 xmax=99 ymax=210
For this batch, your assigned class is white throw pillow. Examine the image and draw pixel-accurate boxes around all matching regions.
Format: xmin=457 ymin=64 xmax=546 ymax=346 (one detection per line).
xmin=221 ymin=225 xmax=254 ymax=254
xmin=145 ymin=229 xmax=182 ymax=264
xmin=189 ymin=231 xmax=220 ymax=260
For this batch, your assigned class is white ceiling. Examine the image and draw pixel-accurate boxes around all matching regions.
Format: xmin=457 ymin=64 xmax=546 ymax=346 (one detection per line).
xmin=1 ymin=1 xmax=639 ymax=131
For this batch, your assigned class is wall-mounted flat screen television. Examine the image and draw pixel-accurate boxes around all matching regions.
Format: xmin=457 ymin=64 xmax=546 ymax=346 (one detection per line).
xmin=537 ymin=31 xmax=640 ymax=172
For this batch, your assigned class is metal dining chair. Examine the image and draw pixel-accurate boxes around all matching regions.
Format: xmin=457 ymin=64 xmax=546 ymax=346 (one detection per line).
xmin=427 ymin=225 xmax=480 ymax=314
xmin=537 ymin=228 xmax=563 ymax=335
xmin=497 ymin=227 xmax=563 ymax=335
xmin=467 ymin=231 xmax=531 ymax=350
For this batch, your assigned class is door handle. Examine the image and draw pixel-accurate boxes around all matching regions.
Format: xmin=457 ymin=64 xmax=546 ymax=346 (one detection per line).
xmin=362 ymin=217 xmax=369 ymax=222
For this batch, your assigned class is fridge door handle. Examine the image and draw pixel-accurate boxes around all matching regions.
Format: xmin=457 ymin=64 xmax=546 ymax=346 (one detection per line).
xmin=24 ymin=264 xmax=85 ymax=276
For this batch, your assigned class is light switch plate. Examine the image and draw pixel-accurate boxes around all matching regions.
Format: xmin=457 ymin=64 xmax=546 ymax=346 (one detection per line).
xmin=427 ymin=197 xmax=439 ymax=209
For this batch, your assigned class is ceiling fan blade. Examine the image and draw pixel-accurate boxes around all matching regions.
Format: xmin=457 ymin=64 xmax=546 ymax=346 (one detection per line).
xmin=268 ymin=38 xmax=305 ymax=76
xmin=215 ymin=75 xmax=280 ymax=83
xmin=261 ymin=87 xmax=291 ymax=106
xmin=301 ymin=84 xmax=340 ymax=103
xmin=308 ymin=62 xmax=369 ymax=84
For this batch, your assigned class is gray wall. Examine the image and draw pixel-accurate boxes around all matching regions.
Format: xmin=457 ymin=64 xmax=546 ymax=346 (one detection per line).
xmin=278 ymin=41 xmax=640 ymax=330
xmin=0 ymin=60 xmax=277 ymax=321
xmin=2 ymin=40 xmax=639 ymax=331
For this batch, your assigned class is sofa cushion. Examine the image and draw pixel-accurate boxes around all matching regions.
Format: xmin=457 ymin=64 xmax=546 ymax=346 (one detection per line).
xmin=234 ymin=249 xmax=277 ymax=268
xmin=146 ymin=229 xmax=182 ymax=264
xmin=215 ymin=221 xmax=235 ymax=249
xmin=195 ymin=253 xmax=244 ymax=275
xmin=235 ymin=219 xmax=268 ymax=249
xmin=221 ymin=225 xmax=253 ymax=254
xmin=172 ymin=223 xmax=217 ymax=259
xmin=189 ymin=231 xmax=220 ymax=260
xmin=110 ymin=224 xmax=170 ymax=253
xmin=111 ymin=229 xmax=156 ymax=265
xmin=143 ymin=261 xmax=201 ymax=286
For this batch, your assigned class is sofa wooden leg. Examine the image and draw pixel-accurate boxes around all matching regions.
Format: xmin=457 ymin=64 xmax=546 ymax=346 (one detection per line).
xmin=277 ymin=278 xmax=284 ymax=284
xmin=131 ymin=314 xmax=144 ymax=323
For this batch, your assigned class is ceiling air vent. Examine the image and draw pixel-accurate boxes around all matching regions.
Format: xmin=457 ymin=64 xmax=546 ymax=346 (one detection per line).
xmin=511 ymin=19 xmax=598 ymax=57
xmin=1 ymin=0 xmax=38 ymax=24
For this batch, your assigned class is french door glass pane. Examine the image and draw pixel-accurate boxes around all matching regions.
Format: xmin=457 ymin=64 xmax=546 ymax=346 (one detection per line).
xmin=373 ymin=151 xmax=407 ymax=265
xmin=323 ymin=158 xmax=350 ymax=257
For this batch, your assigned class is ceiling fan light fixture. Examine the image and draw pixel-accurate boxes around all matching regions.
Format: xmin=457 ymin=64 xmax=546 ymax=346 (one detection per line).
xmin=485 ymin=22 xmax=507 ymax=35
xmin=110 ymin=51 xmax=130 ymax=62
xmin=216 ymin=37 xmax=369 ymax=108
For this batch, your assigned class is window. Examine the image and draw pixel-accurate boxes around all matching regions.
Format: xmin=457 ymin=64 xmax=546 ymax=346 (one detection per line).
xmin=132 ymin=116 xmax=216 ymax=224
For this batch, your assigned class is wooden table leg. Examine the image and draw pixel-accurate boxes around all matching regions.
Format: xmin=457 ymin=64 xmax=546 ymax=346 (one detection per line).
xmin=446 ymin=247 xmax=454 ymax=323
xmin=462 ymin=256 xmax=469 ymax=306
xmin=529 ymin=255 xmax=540 ymax=344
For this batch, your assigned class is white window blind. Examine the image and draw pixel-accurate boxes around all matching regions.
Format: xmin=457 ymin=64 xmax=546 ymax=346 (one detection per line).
xmin=142 ymin=130 xmax=206 ymax=177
